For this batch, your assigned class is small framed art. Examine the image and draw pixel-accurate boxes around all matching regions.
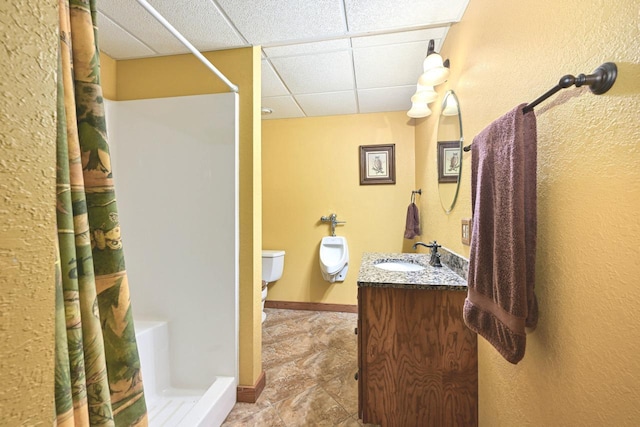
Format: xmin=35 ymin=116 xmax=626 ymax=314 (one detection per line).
xmin=437 ymin=141 xmax=461 ymax=183
xmin=359 ymin=144 xmax=396 ymax=185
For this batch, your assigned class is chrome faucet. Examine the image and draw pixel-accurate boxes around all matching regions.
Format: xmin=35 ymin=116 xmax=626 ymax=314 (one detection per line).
xmin=320 ymin=213 xmax=346 ymax=236
xmin=412 ymin=240 xmax=442 ymax=267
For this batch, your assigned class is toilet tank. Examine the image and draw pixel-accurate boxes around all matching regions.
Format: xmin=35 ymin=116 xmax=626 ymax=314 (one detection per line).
xmin=262 ymin=250 xmax=285 ymax=282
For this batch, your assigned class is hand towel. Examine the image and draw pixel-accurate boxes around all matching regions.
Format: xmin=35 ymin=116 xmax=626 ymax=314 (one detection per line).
xmin=404 ymin=202 xmax=421 ymax=239
xmin=463 ymin=104 xmax=538 ymax=364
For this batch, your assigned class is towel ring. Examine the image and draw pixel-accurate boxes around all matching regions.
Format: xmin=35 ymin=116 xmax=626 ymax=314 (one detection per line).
xmin=411 ymin=189 xmax=422 ymax=203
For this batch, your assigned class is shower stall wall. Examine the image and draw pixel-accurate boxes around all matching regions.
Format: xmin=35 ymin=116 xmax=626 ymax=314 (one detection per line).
xmin=105 ymin=93 xmax=239 ymax=426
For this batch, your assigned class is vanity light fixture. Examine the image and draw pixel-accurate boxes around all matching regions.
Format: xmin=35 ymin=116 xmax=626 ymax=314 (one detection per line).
xmin=407 ymin=39 xmax=451 ymax=119
xmin=407 ymin=100 xmax=432 ymax=118
xmin=411 ymin=83 xmax=438 ymax=104
xmin=418 ymin=39 xmax=450 ymax=86
xmin=442 ymin=93 xmax=459 ymax=116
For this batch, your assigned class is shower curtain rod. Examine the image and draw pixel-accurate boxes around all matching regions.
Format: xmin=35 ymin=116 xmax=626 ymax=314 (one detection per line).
xmin=134 ymin=0 xmax=239 ymax=93
xmin=463 ymin=62 xmax=617 ymax=152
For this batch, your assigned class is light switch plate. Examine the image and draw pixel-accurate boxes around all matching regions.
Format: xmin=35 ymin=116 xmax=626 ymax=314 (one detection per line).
xmin=461 ymin=218 xmax=472 ymax=245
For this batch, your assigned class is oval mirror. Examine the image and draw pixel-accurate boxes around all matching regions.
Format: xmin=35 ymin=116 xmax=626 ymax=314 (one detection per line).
xmin=436 ymin=90 xmax=463 ymax=213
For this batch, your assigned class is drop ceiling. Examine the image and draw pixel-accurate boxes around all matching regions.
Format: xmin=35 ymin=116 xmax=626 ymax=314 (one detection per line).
xmin=97 ymin=0 xmax=469 ymax=119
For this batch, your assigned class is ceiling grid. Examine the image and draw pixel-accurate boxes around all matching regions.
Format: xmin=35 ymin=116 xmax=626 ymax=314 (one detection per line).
xmin=98 ymin=0 xmax=469 ymax=119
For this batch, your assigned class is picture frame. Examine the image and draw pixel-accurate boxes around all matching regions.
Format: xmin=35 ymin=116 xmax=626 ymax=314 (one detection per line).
xmin=359 ymin=144 xmax=396 ymax=185
xmin=437 ymin=141 xmax=461 ymax=183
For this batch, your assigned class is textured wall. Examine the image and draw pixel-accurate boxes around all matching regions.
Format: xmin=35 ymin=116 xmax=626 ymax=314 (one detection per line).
xmin=416 ymin=0 xmax=640 ymax=424
xmin=262 ymin=112 xmax=416 ymax=305
xmin=0 ymin=0 xmax=58 ymax=424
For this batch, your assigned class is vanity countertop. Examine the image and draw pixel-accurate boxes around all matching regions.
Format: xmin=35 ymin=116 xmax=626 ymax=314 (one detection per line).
xmin=357 ymin=252 xmax=467 ymax=291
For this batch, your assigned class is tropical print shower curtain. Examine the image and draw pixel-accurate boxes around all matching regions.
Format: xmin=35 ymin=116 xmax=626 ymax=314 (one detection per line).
xmin=54 ymin=0 xmax=147 ymax=425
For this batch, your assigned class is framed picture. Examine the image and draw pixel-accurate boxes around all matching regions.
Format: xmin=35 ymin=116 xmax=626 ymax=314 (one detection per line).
xmin=437 ymin=141 xmax=461 ymax=183
xmin=359 ymin=144 xmax=396 ymax=185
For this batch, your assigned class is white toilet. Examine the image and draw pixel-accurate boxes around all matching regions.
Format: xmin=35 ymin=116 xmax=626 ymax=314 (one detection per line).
xmin=261 ymin=250 xmax=285 ymax=323
xmin=319 ymin=236 xmax=349 ymax=283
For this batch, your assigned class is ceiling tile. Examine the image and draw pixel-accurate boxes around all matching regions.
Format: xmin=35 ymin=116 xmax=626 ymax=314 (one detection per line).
xmin=357 ymin=86 xmax=416 ymax=114
xmin=97 ymin=12 xmax=157 ymax=59
xmin=97 ymin=0 xmax=189 ymax=57
xmin=262 ymin=60 xmax=290 ymax=97
xmin=135 ymin=0 xmax=247 ymax=52
xmin=353 ymin=40 xmax=430 ymax=89
xmin=98 ymin=0 xmax=469 ymax=117
xmin=345 ymin=0 xmax=470 ymax=33
xmin=295 ymin=91 xmax=358 ymax=117
xmin=263 ymin=39 xmax=351 ymax=58
xmin=261 ymin=96 xmax=306 ymax=120
xmin=270 ymin=51 xmax=354 ymax=94
xmin=351 ymin=28 xmax=448 ymax=49
xmin=217 ymin=0 xmax=347 ymax=45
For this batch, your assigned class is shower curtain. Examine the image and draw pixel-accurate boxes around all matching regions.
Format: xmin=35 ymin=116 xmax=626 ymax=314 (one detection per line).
xmin=54 ymin=0 xmax=147 ymax=425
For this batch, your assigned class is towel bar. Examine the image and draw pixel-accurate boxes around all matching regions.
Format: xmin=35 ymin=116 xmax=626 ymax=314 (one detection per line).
xmin=463 ymin=62 xmax=617 ymax=152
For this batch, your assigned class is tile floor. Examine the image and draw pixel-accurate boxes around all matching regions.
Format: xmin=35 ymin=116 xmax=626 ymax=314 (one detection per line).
xmin=222 ymin=308 xmax=377 ymax=426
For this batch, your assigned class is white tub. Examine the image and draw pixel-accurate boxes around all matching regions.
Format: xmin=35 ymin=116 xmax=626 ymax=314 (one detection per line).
xmin=135 ymin=320 xmax=236 ymax=427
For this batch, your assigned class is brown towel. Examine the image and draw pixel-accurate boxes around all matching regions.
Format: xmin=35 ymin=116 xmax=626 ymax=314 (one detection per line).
xmin=463 ymin=104 xmax=538 ymax=364
xmin=404 ymin=202 xmax=421 ymax=239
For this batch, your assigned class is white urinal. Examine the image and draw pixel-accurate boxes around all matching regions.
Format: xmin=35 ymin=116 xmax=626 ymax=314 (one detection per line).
xmin=319 ymin=236 xmax=349 ymax=283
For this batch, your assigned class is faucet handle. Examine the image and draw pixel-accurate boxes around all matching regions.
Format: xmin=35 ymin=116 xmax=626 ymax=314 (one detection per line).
xmin=427 ymin=240 xmax=441 ymax=251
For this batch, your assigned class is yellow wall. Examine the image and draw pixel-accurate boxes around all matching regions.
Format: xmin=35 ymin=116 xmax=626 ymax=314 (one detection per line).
xmin=0 ymin=0 xmax=58 ymax=423
xmin=416 ymin=0 xmax=640 ymax=424
xmin=262 ymin=112 xmax=416 ymax=305
xmin=111 ymin=48 xmax=264 ymax=386
xmin=99 ymin=51 xmax=117 ymax=100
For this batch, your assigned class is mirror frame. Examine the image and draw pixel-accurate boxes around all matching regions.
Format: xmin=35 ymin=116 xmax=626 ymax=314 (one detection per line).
xmin=437 ymin=90 xmax=463 ymax=214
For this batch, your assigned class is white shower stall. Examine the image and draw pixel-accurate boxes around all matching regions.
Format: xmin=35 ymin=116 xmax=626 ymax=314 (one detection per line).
xmin=105 ymin=93 xmax=239 ymax=426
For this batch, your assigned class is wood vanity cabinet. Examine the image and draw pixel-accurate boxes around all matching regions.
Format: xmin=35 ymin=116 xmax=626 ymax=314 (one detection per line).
xmin=357 ymin=286 xmax=478 ymax=427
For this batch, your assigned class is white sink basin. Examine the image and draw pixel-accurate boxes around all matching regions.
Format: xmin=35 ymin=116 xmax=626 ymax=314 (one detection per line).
xmin=374 ymin=260 xmax=425 ymax=272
